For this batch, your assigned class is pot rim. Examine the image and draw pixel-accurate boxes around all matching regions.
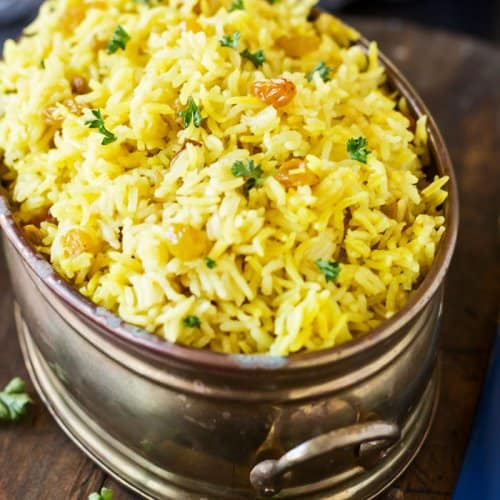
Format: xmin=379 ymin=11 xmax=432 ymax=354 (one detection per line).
xmin=0 ymin=32 xmax=459 ymax=373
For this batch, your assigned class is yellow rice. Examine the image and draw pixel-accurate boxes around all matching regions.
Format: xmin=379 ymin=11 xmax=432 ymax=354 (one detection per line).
xmin=0 ymin=0 xmax=448 ymax=355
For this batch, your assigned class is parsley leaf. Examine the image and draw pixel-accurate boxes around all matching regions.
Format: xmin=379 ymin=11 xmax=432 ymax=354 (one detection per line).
xmin=134 ymin=0 xmax=152 ymax=5
xmin=179 ymin=97 xmax=203 ymax=129
xmin=39 ymin=60 xmax=45 ymax=69
xmin=240 ymin=49 xmax=266 ymax=68
xmin=183 ymin=315 xmax=201 ymax=328
xmin=88 ymin=487 xmax=113 ymax=500
xmin=85 ymin=109 xmax=117 ymax=145
xmin=0 ymin=377 xmax=32 ymax=422
xmin=231 ymin=159 xmax=264 ymax=195
xmin=219 ymin=31 xmax=241 ymax=49
xmin=306 ymin=61 xmax=332 ymax=82
xmin=315 ymin=259 xmax=341 ymax=283
xmin=228 ymin=0 xmax=244 ymax=12
xmin=205 ymin=257 xmax=217 ymax=269
xmin=267 ymin=0 xmax=278 ymax=3
xmin=107 ymin=26 xmax=131 ymax=55
xmin=347 ymin=136 xmax=371 ymax=163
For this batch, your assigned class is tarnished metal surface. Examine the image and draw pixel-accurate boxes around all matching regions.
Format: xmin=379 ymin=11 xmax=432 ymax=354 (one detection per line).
xmin=0 ymin=32 xmax=458 ymax=500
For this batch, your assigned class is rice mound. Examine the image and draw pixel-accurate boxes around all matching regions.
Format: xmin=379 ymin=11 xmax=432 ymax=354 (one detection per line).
xmin=0 ymin=0 xmax=448 ymax=355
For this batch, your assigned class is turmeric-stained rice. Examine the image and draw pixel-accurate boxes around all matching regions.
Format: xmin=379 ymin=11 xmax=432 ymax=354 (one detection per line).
xmin=0 ymin=0 xmax=448 ymax=355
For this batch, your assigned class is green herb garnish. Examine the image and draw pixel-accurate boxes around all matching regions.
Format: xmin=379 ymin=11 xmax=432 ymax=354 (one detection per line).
xmin=231 ymin=159 xmax=264 ymax=195
xmin=306 ymin=61 xmax=332 ymax=82
xmin=39 ymin=60 xmax=45 ymax=69
xmin=205 ymin=257 xmax=217 ymax=269
xmin=267 ymin=0 xmax=278 ymax=3
xmin=240 ymin=48 xmax=266 ymax=68
xmin=183 ymin=315 xmax=201 ymax=328
xmin=0 ymin=377 xmax=32 ymax=422
xmin=134 ymin=0 xmax=152 ymax=5
xmin=315 ymin=259 xmax=341 ymax=283
xmin=347 ymin=136 xmax=371 ymax=163
xmin=219 ymin=31 xmax=241 ymax=49
xmin=178 ymin=97 xmax=203 ymax=129
xmin=85 ymin=109 xmax=117 ymax=145
xmin=107 ymin=26 xmax=131 ymax=54
xmin=228 ymin=0 xmax=244 ymax=12
xmin=88 ymin=487 xmax=113 ymax=500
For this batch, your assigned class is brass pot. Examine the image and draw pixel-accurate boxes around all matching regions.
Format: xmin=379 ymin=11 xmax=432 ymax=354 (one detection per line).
xmin=0 ymin=35 xmax=458 ymax=499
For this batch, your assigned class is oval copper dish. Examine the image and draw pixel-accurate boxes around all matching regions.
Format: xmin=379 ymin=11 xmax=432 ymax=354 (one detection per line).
xmin=0 ymin=29 xmax=458 ymax=500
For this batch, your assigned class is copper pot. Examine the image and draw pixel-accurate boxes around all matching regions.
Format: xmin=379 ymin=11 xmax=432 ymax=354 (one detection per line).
xmin=0 ymin=34 xmax=458 ymax=499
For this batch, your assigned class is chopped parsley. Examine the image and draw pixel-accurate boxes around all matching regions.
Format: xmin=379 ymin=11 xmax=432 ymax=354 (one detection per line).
xmin=347 ymin=136 xmax=371 ymax=163
xmin=306 ymin=61 xmax=332 ymax=83
xmin=228 ymin=0 xmax=244 ymax=12
xmin=183 ymin=315 xmax=201 ymax=328
xmin=0 ymin=377 xmax=32 ymax=422
xmin=231 ymin=159 xmax=264 ymax=195
xmin=88 ymin=487 xmax=113 ymax=500
xmin=315 ymin=259 xmax=341 ymax=283
xmin=219 ymin=31 xmax=241 ymax=49
xmin=205 ymin=257 xmax=217 ymax=269
xmin=85 ymin=109 xmax=117 ymax=145
xmin=179 ymin=97 xmax=203 ymax=129
xmin=267 ymin=0 xmax=278 ymax=3
xmin=240 ymin=48 xmax=266 ymax=68
xmin=134 ymin=0 xmax=152 ymax=5
xmin=107 ymin=26 xmax=131 ymax=55
xmin=39 ymin=59 xmax=45 ymax=69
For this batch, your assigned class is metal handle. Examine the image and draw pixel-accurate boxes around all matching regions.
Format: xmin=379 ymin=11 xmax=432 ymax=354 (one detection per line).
xmin=250 ymin=420 xmax=400 ymax=498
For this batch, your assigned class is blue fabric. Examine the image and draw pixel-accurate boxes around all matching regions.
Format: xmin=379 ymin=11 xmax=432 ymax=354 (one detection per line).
xmin=454 ymin=329 xmax=500 ymax=500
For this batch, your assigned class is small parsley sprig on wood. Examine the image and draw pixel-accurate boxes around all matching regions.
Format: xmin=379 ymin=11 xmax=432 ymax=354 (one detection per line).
xmin=231 ymin=159 xmax=264 ymax=195
xmin=183 ymin=315 xmax=201 ymax=328
xmin=347 ymin=136 xmax=371 ymax=163
xmin=315 ymin=259 xmax=341 ymax=283
xmin=107 ymin=26 xmax=131 ymax=55
xmin=306 ymin=61 xmax=332 ymax=82
xmin=88 ymin=487 xmax=113 ymax=500
xmin=228 ymin=0 xmax=244 ymax=12
xmin=220 ymin=31 xmax=241 ymax=49
xmin=85 ymin=109 xmax=117 ymax=145
xmin=179 ymin=97 xmax=203 ymax=129
xmin=0 ymin=377 xmax=32 ymax=422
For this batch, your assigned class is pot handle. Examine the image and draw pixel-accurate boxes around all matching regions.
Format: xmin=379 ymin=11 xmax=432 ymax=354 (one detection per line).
xmin=250 ymin=420 xmax=400 ymax=498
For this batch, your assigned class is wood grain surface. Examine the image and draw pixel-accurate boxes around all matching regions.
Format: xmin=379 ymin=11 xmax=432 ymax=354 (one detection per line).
xmin=1 ymin=18 xmax=499 ymax=500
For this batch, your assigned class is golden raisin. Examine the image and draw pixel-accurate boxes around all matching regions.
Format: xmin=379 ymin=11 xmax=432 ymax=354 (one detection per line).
xmin=275 ymin=159 xmax=320 ymax=189
xmin=193 ymin=0 xmax=220 ymax=16
xmin=71 ymin=76 xmax=90 ymax=95
xmin=60 ymin=7 xmax=86 ymax=33
xmin=251 ymin=78 xmax=297 ymax=109
xmin=181 ymin=19 xmax=202 ymax=32
xmin=61 ymin=229 xmax=95 ymax=257
xmin=277 ymin=34 xmax=320 ymax=58
xmin=165 ymin=224 xmax=209 ymax=261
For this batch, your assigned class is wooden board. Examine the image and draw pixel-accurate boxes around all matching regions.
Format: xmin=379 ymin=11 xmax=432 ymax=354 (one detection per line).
xmin=1 ymin=18 xmax=499 ymax=500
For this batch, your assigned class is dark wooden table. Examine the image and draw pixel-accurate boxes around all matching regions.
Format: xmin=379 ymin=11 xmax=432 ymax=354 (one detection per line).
xmin=1 ymin=18 xmax=499 ymax=500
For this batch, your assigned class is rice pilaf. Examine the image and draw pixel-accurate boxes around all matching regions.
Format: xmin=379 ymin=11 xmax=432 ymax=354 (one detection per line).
xmin=0 ymin=0 xmax=448 ymax=355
